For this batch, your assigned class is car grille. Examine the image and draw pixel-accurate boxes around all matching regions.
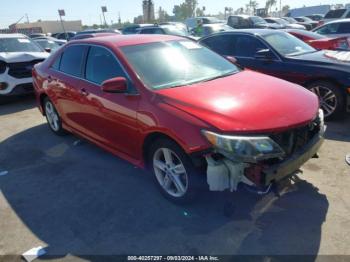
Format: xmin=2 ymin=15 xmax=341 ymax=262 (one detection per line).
xmin=270 ymin=117 xmax=321 ymax=158
xmin=8 ymin=59 xmax=44 ymax=79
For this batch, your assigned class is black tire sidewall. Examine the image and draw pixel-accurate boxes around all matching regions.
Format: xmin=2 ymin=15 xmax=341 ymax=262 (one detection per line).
xmin=308 ymin=81 xmax=345 ymax=120
xmin=147 ymin=138 xmax=203 ymax=204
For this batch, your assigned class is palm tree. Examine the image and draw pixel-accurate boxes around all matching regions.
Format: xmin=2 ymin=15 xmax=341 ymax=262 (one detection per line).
xmin=265 ymin=0 xmax=277 ymax=15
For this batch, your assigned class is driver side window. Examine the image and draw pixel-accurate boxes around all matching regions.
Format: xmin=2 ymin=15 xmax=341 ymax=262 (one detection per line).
xmin=85 ymin=46 xmax=126 ymax=85
xmin=316 ymin=23 xmax=339 ymax=35
xmin=232 ymin=35 xmax=269 ymax=58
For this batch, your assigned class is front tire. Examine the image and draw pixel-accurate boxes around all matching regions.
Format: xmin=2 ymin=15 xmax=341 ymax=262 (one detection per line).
xmin=43 ymin=97 xmax=66 ymax=136
xmin=308 ymin=81 xmax=345 ymax=120
xmin=148 ymin=138 xmax=202 ymax=204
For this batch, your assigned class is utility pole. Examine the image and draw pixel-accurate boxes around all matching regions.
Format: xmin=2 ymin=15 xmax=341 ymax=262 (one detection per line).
xmin=118 ymin=12 xmax=121 ymax=25
xmin=25 ymin=13 xmax=29 ymax=23
xmin=280 ymin=0 xmax=282 ymax=17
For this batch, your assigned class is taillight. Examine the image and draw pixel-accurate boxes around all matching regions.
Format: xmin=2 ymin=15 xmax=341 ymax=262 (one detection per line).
xmin=334 ymin=38 xmax=350 ymax=50
xmin=318 ymin=20 xmax=325 ymax=27
xmin=0 ymin=61 xmax=7 ymax=74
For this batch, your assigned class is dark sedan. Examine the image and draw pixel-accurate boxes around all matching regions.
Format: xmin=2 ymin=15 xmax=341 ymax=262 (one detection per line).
xmin=199 ymin=29 xmax=350 ymax=119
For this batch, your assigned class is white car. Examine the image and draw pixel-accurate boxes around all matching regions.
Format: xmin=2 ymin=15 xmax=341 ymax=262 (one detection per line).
xmin=313 ymin=19 xmax=350 ymax=38
xmin=264 ymin=17 xmax=306 ymax=30
xmin=0 ymin=34 xmax=49 ymax=97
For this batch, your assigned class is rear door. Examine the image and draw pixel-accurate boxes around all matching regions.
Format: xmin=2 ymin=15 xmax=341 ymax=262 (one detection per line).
xmin=47 ymin=44 xmax=89 ymax=132
xmin=201 ymin=34 xmax=295 ymax=82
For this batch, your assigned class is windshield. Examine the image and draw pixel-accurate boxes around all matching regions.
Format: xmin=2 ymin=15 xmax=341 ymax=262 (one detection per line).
xmin=275 ymin=18 xmax=288 ymax=25
xmin=0 ymin=37 xmax=43 ymax=53
xmin=162 ymin=26 xmax=189 ymax=36
xmin=325 ymin=9 xmax=346 ymax=19
xmin=301 ymin=17 xmax=313 ymax=22
xmin=262 ymin=32 xmax=316 ymax=56
xmin=284 ymin=17 xmax=297 ymax=23
xmin=121 ymin=40 xmax=239 ymax=90
xmin=35 ymin=39 xmax=60 ymax=51
xmin=251 ymin=16 xmax=267 ymax=24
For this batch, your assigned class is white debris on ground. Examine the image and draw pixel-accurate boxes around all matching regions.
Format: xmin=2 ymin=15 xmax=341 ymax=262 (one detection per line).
xmin=22 ymin=246 xmax=46 ymax=262
xmin=73 ymin=139 xmax=82 ymax=146
xmin=346 ymin=154 xmax=350 ymax=166
xmin=0 ymin=170 xmax=8 ymax=176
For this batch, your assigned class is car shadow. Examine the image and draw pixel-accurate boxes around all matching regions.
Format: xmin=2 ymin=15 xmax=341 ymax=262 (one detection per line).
xmin=0 ymin=124 xmax=328 ymax=260
xmin=0 ymin=95 xmax=36 ymax=116
xmin=324 ymin=115 xmax=350 ymax=142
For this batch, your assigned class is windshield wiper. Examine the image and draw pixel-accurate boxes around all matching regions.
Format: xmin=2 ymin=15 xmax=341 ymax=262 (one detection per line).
xmin=287 ymin=50 xmax=318 ymax=57
xmin=203 ymin=71 xmax=236 ymax=82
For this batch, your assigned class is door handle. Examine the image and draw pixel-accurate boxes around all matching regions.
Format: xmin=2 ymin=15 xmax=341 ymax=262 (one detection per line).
xmin=80 ymin=88 xmax=89 ymax=96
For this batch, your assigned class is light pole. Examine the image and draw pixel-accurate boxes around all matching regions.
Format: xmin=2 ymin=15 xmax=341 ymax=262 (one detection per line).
xmin=101 ymin=6 xmax=108 ymax=27
xmin=58 ymin=9 xmax=67 ymax=39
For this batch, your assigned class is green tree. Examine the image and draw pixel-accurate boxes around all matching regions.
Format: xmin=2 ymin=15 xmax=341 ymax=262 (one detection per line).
xmin=282 ymin=5 xmax=290 ymax=16
xmin=172 ymin=0 xmax=198 ymax=19
xmin=265 ymin=0 xmax=277 ymax=14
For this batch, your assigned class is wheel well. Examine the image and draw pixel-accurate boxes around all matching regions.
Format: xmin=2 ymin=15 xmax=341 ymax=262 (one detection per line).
xmin=142 ymin=132 xmax=207 ymax=170
xmin=304 ymin=78 xmax=340 ymax=89
xmin=142 ymin=132 xmax=183 ymax=168
xmin=40 ymin=93 xmax=48 ymax=115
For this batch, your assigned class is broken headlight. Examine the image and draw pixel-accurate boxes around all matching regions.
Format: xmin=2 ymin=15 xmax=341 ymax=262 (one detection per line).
xmin=202 ymin=130 xmax=285 ymax=163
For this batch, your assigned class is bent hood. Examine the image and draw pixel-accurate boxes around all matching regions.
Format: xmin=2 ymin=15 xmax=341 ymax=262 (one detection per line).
xmin=0 ymin=52 xmax=49 ymax=63
xmin=156 ymin=71 xmax=319 ymax=133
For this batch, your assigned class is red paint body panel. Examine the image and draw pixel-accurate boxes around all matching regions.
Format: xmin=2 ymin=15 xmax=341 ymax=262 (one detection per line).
xmin=33 ymin=35 xmax=319 ymax=168
xmin=288 ymin=31 xmax=350 ymax=50
xmin=156 ymin=71 xmax=319 ymax=133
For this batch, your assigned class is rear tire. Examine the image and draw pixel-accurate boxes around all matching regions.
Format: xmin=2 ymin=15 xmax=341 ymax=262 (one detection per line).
xmin=307 ymin=81 xmax=345 ymax=120
xmin=43 ymin=97 xmax=66 ymax=136
xmin=147 ymin=138 xmax=203 ymax=204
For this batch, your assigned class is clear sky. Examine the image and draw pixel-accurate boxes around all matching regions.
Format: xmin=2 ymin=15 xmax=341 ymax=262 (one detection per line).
xmin=0 ymin=0 xmax=348 ymax=27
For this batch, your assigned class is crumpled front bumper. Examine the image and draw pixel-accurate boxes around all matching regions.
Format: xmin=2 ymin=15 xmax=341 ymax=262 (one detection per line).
xmin=263 ymin=126 xmax=325 ymax=186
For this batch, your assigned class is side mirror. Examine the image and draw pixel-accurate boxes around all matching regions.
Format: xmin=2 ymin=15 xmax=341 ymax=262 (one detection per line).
xmin=225 ymin=55 xmax=238 ymax=64
xmin=255 ymin=49 xmax=273 ymax=60
xmin=101 ymin=77 xmax=127 ymax=93
xmin=44 ymin=48 xmax=51 ymax=53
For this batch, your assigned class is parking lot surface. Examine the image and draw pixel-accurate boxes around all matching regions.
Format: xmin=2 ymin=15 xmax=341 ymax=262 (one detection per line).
xmin=0 ymin=96 xmax=350 ymax=260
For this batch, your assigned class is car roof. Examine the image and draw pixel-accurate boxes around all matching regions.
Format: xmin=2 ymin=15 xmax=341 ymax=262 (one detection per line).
xmin=323 ymin=18 xmax=350 ymax=25
xmin=221 ymin=29 xmax=276 ymax=35
xmin=71 ymin=34 xmax=183 ymax=47
xmin=199 ymin=29 xmax=279 ymax=40
xmin=228 ymin=14 xmax=252 ymax=19
xmin=0 ymin=33 xmax=27 ymax=38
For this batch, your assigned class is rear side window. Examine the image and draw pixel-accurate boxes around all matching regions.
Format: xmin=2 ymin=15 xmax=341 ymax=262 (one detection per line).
xmin=315 ymin=23 xmax=340 ymax=35
xmin=51 ymin=53 xmax=62 ymax=70
xmin=228 ymin=17 xmax=239 ymax=27
xmin=60 ymin=45 xmax=87 ymax=77
xmin=85 ymin=46 xmax=126 ymax=84
xmin=338 ymin=22 xmax=350 ymax=33
xmin=201 ymin=35 xmax=235 ymax=56
xmin=140 ymin=28 xmax=164 ymax=34
xmin=324 ymin=9 xmax=346 ymax=19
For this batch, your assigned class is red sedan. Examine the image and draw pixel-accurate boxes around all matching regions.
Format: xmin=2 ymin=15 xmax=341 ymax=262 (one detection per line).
xmin=32 ymin=35 xmax=325 ymax=203
xmin=285 ymin=29 xmax=350 ymax=50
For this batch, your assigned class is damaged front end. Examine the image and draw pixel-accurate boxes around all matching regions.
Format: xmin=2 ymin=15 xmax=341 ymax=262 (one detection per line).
xmin=202 ymin=109 xmax=326 ymax=194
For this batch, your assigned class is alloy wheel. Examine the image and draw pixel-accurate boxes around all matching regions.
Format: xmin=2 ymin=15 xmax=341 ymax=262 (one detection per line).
xmin=310 ymin=85 xmax=337 ymax=117
xmin=153 ymin=148 xmax=188 ymax=198
xmin=45 ymin=101 xmax=60 ymax=131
